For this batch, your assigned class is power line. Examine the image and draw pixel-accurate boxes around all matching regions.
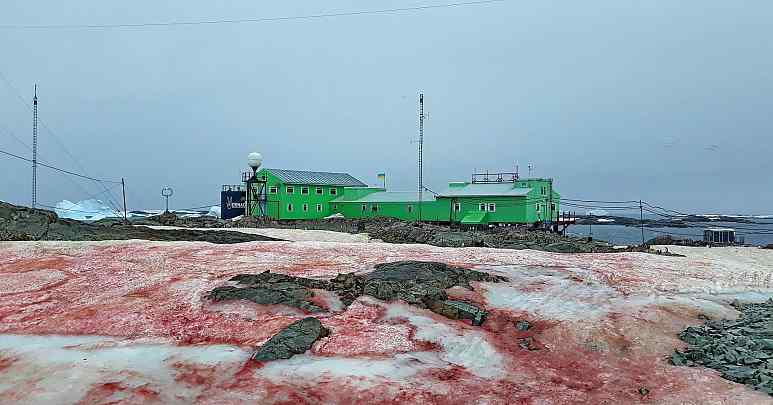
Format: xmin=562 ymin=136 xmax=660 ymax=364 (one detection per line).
xmin=0 ymin=0 xmax=506 ymax=31
xmin=0 ymin=70 xmax=125 ymax=211
xmin=0 ymin=148 xmax=122 ymax=184
xmin=562 ymin=198 xmax=640 ymax=204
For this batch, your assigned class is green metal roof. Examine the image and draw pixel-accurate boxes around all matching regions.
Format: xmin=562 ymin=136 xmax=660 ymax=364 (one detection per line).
xmin=438 ymin=183 xmax=531 ymax=198
xmin=460 ymin=211 xmax=488 ymax=224
xmin=265 ymin=168 xmax=366 ymax=187
xmin=333 ymin=191 xmax=436 ymax=203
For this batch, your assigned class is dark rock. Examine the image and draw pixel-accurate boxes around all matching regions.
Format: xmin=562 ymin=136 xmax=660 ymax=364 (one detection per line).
xmin=208 ymin=271 xmax=327 ymax=313
xmin=518 ymin=337 xmax=539 ymax=351
xmin=0 ymin=202 xmax=57 ymax=241
xmin=0 ymin=201 xmax=283 ymax=244
xmin=217 ymin=261 xmax=507 ymax=326
xmin=638 ymin=387 xmax=650 ymax=397
xmin=515 ymin=320 xmax=531 ymax=331
xmin=252 ymin=317 xmax=329 ymax=361
xmin=764 ymin=244 xmax=773 ymax=250
xmin=671 ymin=299 xmax=773 ymax=395
xmin=208 ymin=285 xmax=323 ymax=313
xmin=428 ymin=300 xmax=487 ymax=326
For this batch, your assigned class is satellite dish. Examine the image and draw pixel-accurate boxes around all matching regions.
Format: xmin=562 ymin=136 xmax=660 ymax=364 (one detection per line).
xmin=247 ymin=152 xmax=263 ymax=170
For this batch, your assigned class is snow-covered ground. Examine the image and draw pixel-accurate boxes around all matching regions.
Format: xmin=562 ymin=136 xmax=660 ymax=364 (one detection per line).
xmin=1 ymin=238 xmax=773 ymax=404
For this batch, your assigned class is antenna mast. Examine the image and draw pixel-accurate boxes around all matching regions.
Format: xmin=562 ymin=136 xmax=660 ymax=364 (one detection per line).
xmin=418 ymin=93 xmax=424 ymax=222
xmin=32 ymin=85 xmax=38 ymax=208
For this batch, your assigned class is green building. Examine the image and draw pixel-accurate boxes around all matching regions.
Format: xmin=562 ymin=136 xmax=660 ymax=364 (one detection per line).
xmin=247 ymin=168 xmax=560 ymax=225
xmin=250 ymin=168 xmax=367 ymax=220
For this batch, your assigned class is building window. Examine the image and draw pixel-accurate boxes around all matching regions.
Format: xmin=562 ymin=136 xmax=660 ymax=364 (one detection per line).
xmin=479 ymin=203 xmax=486 ymax=211
xmin=301 ymin=187 xmax=309 ymax=195
xmin=551 ymin=203 xmax=556 ymax=212
xmin=454 ymin=202 xmax=460 ymax=212
xmin=287 ymin=204 xmax=293 ymax=212
xmin=316 ymin=187 xmax=323 ymax=195
xmin=332 ymin=204 xmax=337 ymax=210
xmin=286 ymin=186 xmax=294 ymax=194
xmin=269 ymin=186 xmax=278 ymax=194
xmin=330 ymin=188 xmax=337 ymax=195
xmin=372 ymin=205 xmax=379 ymax=212
xmin=303 ymin=203 xmax=309 ymax=212
xmin=407 ymin=205 xmax=413 ymax=213
xmin=316 ymin=204 xmax=322 ymax=212
xmin=488 ymin=203 xmax=496 ymax=212
xmin=535 ymin=203 xmax=540 ymax=212
xmin=361 ymin=204 xmax=367 ymax=212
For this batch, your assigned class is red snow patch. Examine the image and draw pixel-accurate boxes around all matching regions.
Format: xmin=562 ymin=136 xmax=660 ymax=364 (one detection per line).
xmin=0 ymin=353 xmax=17 ymax=371
xmin=315 ymin=300 xmax=433 ymax=356
xmin=76 ymin=382 xmax=160 ymax=404
xmin=171 ymin=361 xmax=218 ymax=386
xmin=0 ymin=241 xmax=770 ymax=404
xmin=0 ymin=269 xmax=68 ymax=295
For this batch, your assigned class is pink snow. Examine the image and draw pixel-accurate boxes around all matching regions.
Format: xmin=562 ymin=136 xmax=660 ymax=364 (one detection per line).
xmin=1 ymin=240 xmax=772 ymax=404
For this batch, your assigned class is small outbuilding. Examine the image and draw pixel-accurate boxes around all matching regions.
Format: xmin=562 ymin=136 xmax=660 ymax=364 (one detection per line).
xmin=703 ymin=228 xmax=736 ymax=244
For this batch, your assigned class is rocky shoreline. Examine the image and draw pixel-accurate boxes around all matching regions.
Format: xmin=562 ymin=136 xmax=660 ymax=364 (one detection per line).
xmin=0 ymin=201 xmax=281 ymax=244
xmin=107 ymin=211 xmax=658 ymax=254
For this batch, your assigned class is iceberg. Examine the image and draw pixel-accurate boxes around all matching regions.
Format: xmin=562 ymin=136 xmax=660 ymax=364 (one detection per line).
xmin=207 ymin=205 xmax=222 ymax=218
xmin=54 ymin=199 xmax=119 ymax=221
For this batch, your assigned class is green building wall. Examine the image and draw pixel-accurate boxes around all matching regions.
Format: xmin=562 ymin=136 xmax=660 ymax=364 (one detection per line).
xmin=336 ymin=199 xmax=450 ymax=222
xmin=251 ymin=169 xmax=347 ymax=220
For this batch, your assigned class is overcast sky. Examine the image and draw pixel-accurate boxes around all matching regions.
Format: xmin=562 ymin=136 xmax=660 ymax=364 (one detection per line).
xmin=1 ymin=1 xmax=771 ymax=214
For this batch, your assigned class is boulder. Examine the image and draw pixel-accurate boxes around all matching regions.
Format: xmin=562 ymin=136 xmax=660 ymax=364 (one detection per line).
xmin=252 ymin=317 xmax=329 ymax=361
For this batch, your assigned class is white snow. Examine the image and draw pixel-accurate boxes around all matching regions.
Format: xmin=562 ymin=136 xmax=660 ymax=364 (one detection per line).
xmin=596 ymin=218 xmax=615 ymax=223
xmin=384 ymin=304 xmax=504 ymax=378
xmin=256 ymin=352 xmax=444 ymax=388
xmin=0 ymin=334 xmax=249 ymax=404
xmin=482 ymin=266 xmax=617 ymax=321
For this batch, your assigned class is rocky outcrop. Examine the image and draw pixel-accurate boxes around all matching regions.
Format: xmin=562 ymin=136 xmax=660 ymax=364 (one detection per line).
xmin=211 ymin=261 xmax=505 ymax=325
xmin=0 ymin=201 xmax=282 ymax=244
xmin=671 ymin=299 xmax=773 ymax=395
xmin=252 ymin=317 xmax=329 ymax=361
xmin=208 ymin=271 xmax=327 ymax=312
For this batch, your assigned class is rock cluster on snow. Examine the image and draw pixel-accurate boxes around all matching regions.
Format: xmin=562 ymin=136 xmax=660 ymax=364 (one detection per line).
xmin=210 ymin=261 xmax=503 ymax=325
xmin=671 ymin=299 xmax=773 ymax=395
xmin=210 ymin=261 xmax=505 ymax=361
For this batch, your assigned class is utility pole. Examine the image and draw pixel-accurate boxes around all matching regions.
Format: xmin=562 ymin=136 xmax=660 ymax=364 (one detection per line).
xmin=121 ymin=178 xmax=128 ymax=222
xmin=32 ymin=85 xmax=38 ymax=208
xmin=640 ymin=200 xmax=645 ymax=246
xmin=418 ymin=93 xmax=424 ymax=222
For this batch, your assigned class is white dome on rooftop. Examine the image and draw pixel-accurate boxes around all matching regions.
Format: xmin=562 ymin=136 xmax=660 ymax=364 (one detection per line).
xmin=247 ymin=152 xmax=263 ymax=169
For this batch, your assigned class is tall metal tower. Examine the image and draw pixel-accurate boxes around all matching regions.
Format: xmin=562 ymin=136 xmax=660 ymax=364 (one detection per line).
xmin=417 ymin=93 xmax=424 ymax=222
xmin=32 ymin=85 xmax=38 ymax=208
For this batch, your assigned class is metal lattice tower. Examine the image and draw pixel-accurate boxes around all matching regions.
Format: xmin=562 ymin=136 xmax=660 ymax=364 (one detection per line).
xmin=418 ymin=93 xmax=424 ymax=222
xmin=32 ymin=85 xmax=38 ymax=208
